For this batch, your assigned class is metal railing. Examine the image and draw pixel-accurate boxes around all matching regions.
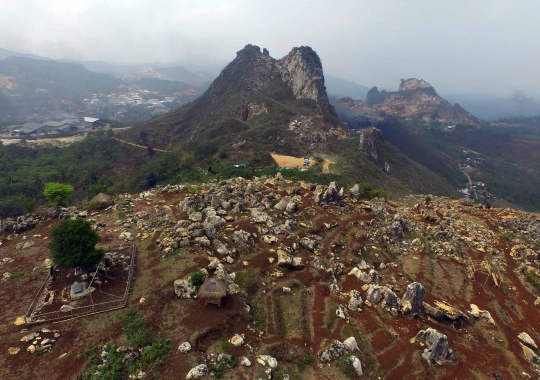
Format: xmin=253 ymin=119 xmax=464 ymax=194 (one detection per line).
xmin=26 ymin=244 xmax=137 ymax=324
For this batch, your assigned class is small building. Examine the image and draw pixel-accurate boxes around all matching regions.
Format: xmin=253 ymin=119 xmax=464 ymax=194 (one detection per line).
xmin=13 ymin=122 xmax=43 ymax=135
xmin=198 ymin=277 xmax=227 ymax=307
xmin=84 ymin=117 xmax=102 ymax=129
xmin=56 ymin=118 xmax=81 ymax=133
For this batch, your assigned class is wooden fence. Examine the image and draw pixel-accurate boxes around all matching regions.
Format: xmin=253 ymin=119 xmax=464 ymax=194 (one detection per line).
xmin=25 ymin=244 xmax=137 ymax=324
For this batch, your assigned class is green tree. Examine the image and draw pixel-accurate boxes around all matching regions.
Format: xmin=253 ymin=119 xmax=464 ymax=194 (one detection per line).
xmin=48 ymin=219 xmax=104 ymax=270
xmin=43 ymin=182 xmax=74 ymax=207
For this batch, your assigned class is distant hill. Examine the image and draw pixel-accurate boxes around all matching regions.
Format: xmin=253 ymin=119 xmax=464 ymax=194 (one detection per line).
xmin=57 ymin=60 xmax=153 ymax=76
xmin=0 ymin=48 xmax=50 ymax=61
xmin=128 ymin=66 xmax=216 ymax=87
xmin=0 ymin=57 xmax=119 ymax=97
xmin=325 ymin=74 xmax=371 ymax=100
xmin=59 ymin=60 xmax=217 ymax=87
xmin=336 ymin=78 xmax=480 ymax=127
xmin=0 ymin=56 xmax=203 ymax=123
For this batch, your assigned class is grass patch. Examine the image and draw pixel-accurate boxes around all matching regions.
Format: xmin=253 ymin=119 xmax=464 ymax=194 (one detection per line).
xmin=274 ymin=295 xmax=288 ymax=337
xmin=77 ymin=309 xmax=171 ymax=379
xmin=7 ymin=272 xmax=24 ymax=281
xmin=235 ymin=269 xmax=258 ymax=292
xmin=525 ymin=272 xmax=540 ymax=293
xmin=297 ymin=355 xmax=314 ymax=372
xmin=251 ymin=300 xmax=267 ymax=331
xmin=502 ymin=231 xmax=516 ymax=242
xmin=325 ymin=299 xmax=339 ymax=332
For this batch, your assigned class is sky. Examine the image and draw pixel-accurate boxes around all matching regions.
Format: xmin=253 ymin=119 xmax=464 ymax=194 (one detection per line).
xmin=1 ymin=0 xmax=539 ymax=97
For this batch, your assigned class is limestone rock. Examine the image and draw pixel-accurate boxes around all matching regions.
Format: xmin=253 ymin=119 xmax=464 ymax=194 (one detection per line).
xmin=366 ymin=284 xmax=384 ymax=304
xmin=178 ymin=342 xmax=191 ymax=353
xmin=349 ymin=184 xmax=361 ymax=199
xmin=468 ymin=304 xmax=495 ymax=325
xmin=381 ymin=289 xmax=400 ymax=312
xmin=119 ymin=231 xmax=134 ymax=241
xmin=20 ymin=333 xmax=36 ymax=343
xmin=240 ymin=357 xmax=251 ymax=367
xmin=335 ymin=305 xmax=350 ymax=322
xmin=415 ymin=328 xmax=453 ymax=364
xmin=174 ymin=279 xmax=195 ymax=299
xmin=343 ymin=337 xmax=359 ymax=352
xmin=319 ymin=340 xmax=348 ymax=362
xmin=401 ymin=282 xmax=425 ymax=316
xmin=257 ymin=355 xmax=278 ymax=369
xmin=519 ymin=332 xmax=538 ymax=349
xmin=186 ymin=364 xmax=209 ymax=379
xmin=348 ymin=290 xmax=363 ymax=311
xmin=229 ymin=334 xmax=244 ymax=347
xmin=351 ymin=355 xmax=363 ymax=375
xmin=359 ymin=127 xmax=389 ymax=172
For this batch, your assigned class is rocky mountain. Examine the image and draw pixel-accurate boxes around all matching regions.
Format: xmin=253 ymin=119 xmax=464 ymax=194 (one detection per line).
xmin=132 ymin=44 xmax=350 ymax=152
xmin=339 ymin=78 xmax=480 ymax=126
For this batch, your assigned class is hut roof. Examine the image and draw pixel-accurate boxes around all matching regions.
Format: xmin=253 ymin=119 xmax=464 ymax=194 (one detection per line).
xmin=89 ymin=193 xmax=114 ymax=208
xmin=198 ymin=277 xmax=227 ymax=299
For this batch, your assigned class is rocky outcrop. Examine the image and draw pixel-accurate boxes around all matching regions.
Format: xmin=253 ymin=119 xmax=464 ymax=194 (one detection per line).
xmin=415 ymin=328 xmax=453 ymax=364
xmin=401 ymin=282 xmax=425 ymax=316
xmin=277 ymin=46 xmax=336 ymax=118
xmin=398 ymin=78 xmax=433 ymax=92
xmin=342 ymin=78 xmax=479 ymax=127
xmin=359 ymin=127 xmax=389 ymax=172
xmin=0 ymin=215 xmax=39 ymax=233
xmin=186 ymin=364 xmax=209 ymax=379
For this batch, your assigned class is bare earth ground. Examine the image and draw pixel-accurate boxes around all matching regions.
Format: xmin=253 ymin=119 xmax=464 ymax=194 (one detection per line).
xmin=0 ymin=180 xmax=539 ymax=379
xmin=270 ymin=153 xmax=314 ymax=169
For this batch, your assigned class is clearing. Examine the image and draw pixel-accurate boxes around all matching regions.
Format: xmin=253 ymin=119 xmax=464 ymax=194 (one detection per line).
xmin=270 ymin=153 xmax=313 ymax=169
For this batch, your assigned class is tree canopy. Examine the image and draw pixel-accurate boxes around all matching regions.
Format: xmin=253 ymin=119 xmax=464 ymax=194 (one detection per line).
xmin=43 ymin=182 xmax=74 ymax=207
xmin=48 ymin=219 xmax=104 ymax=270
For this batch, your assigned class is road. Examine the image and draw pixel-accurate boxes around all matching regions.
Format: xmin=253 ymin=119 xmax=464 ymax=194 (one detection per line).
xmin=112 ymin=137 xmax=167 ymax=152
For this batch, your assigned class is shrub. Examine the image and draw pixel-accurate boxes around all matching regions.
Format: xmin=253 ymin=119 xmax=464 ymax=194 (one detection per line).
xmin=190 ymin=270 xmax=206 ymax=287
xmin=48 ymin=219 xmax=104 ymax=270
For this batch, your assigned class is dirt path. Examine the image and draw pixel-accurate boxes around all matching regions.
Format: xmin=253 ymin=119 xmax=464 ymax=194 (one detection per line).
xmin=112 ymin=137 xmax=167 ymax=152
xmin=322 ymin=158 xmax=334 ymax=173
xmin=459 ymin=163 xmax=473 ymax=189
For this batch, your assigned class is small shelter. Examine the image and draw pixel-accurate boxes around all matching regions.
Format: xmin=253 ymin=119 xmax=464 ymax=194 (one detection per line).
xmin=89 ymin=193 xmax=114 ymax=208
xmin=198 ymin=277 xmax=228 ymax=307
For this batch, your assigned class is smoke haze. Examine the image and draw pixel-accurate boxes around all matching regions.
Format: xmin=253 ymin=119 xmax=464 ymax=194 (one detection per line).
xmin=0 ymin=0 xmax=539 ymax=97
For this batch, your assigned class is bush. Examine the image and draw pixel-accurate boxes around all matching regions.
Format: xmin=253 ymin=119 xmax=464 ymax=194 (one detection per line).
xmin=190 ymin=270 xmax=206 ymax=287
xmin=48 ymin=219 xmax=104 ymax=270
xmin=116 ymin=308 xmax=155 ymax=347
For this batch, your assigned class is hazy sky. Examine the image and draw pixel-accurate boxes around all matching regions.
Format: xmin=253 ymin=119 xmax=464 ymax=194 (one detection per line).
xmin=1 ymin=0 xmax=539 ymax=96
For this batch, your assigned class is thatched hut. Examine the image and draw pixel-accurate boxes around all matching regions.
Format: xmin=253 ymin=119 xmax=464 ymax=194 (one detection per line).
xmin=198 ymin=277 xmax=228 ymax=307
xmin=89 ymin=193 xmax=114 ymax=208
